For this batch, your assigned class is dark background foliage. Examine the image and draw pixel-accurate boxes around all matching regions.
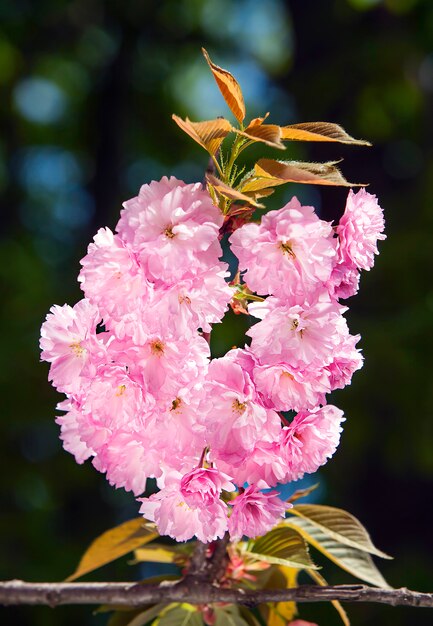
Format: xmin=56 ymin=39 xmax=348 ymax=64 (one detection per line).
xmin=1 ymin=0 xmax=432 ymax=624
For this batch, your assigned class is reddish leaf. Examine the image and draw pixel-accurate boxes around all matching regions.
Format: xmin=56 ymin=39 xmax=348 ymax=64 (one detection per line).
xmin=202 ymin=48 xmax=246 ymax=123
xmin=172 ymin=115 xmax=232 ymax=155
xmin=281 ymin=122 xmax=371 ymax=146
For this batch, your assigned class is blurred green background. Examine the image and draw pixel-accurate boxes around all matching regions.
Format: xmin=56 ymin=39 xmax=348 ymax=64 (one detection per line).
xmin=1 ymin=0 xmax=433 ymax=624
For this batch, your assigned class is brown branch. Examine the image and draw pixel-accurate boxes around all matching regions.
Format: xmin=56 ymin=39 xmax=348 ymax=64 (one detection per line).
xmin=180 ymin=533 xmax=230 ymax=587
xmin=1 ymin=581 xmax=433 ymax=609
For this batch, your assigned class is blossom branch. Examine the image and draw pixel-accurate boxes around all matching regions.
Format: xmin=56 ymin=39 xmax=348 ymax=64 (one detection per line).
xmin=1 ymin=581 xmax=433 ymax=608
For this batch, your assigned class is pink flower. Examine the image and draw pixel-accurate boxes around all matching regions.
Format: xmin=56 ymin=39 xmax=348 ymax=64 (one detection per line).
xmin=119 ymin=332 xmax=210 ymax=402
xmin=221 ymin=441 xmax=287 ymax=490
xmin=140 ymin=266 xmax=232 ymax=337
xmin=228 ymin=485 xmax=288 ymax=540
xmin=336 ymin=189 xmax=386 ymax=271
xmin=200 ymin=352 xmax=281 ymax=466
xmin=78 ymin=227 xmax=152 ymax=331
xmin=116 ymin=177 xmax=224 ymax=285
xmin=327 ymin=260 xmax=360 ymax=300
xmin=229 ymin=197 xmax=337 ymax=299
xmin=81 ymin=365 xmax=155 ymax=442
xmin=325 ymin=332 xmax=363 ymax=391
xmin=281 ymin=405 xmax=345 ymax=481
xmin=56 ymin=399 xmax=94 ymax=464
xmin=248 ymin=294 xmax=347 ymax=374
xmin=94 ymin=430 xmax=162 ymax=495
xmin=40 ymin=299 xmax=104 ymax=395
xmin=180 ymin=467 xmax=235 ymax=507
xmin=139 ymin=472 xmax=228 ymax=542
xmin=253 ymin=363 xmax=329 ymax=412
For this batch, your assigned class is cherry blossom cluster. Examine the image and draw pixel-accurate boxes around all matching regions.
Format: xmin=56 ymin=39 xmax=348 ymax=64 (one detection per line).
xmin=40 ymin=177 xmax=385 ymax=543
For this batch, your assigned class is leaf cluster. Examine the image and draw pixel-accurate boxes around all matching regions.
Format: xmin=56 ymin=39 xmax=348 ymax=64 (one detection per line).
xmin=172 ymin=49 xmax=370 ymax=219
xmin=67 ymin=487 xmax=391 ymax=626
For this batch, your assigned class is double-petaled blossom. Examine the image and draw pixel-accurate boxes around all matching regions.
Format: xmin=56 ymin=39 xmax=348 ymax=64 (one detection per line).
xmin=336 ymin=188 xmax=386 ymax=271
xmin=40 ymin=299 xmax=105 ymax=395
xmin=228 ymin=485 xmax=288 ymax=540
xmin=280 ymin=405 xmax=345 ymax=481
xmin=199 ymin=351 xmax=281 ymax=467
xmin=229 ymin=197 xmax=337 ymax=300
xmin=139 ymin=471 xmax=229 ymax=543
xmin=247 ymin=293 xmax=349 ymax=374
xmin=117 ymin=177 xmax=224 ymax=285
xmin=180 ymin=467 xmax=235 ymax=507
xmin=41 ymin=177 xmax=384 ymax=543
xmin=78 ymin=227 xmax=152 ymax=332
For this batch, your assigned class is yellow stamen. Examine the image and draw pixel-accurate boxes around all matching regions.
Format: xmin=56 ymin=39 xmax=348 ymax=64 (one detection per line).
xmin=170 ymin=397 xmax=182 ymax=412
xmin=116 ymin=384 xmax=126 ymax=396
xmin=69 ymin=341 xmax=84 ymax=357
xmin=232 ymin=399 xmax=247 ymax=415
xmin=150 ymin=340 xmax=165 ymax=356
xmin=280 ymin=241 xmax=296 ymax=258
xmin=282 ymin=371 xmax=294 ymax=380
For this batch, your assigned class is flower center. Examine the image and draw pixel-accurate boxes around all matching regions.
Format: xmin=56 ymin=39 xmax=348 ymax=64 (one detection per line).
xmin=290 ymin=318 xmax=304 ymax=337
xmin=150 ymin=340 xmax=165 ymax=356
xmin=282 ymin=371 xmax=294 ymax=380
xmin=170 ymin=397 xmax=182 ymax=413
xmin=232 ymin=399 xmax=247 ymax=415
xmin=69 ymin=341 xmax=84 ymax=357
xmin=164 ymin=225 xmax=175 ymax=239
xmin=280 ymin=241 xmax=296 ymax=258
xmin=116 ymin=384 xmax=126 ymax=397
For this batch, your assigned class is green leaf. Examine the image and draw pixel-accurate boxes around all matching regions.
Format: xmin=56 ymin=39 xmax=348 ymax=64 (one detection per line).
xmin=107 ymin=610 xmax=149 ymax=626
xmin=285 ymin=518 xmax=389 ymax=588
xmin=238 ymin=606 xmax=263 ymax=626
xmin=66 ymin=518 xmax=158 ymax=581
xmin=126 ymin=603 xmax=171 ymax=626
xmin=107 ymin=604 xmax=167 ymax=626
xmin=157 ymin=604 xmax=203 ymax=626
xmin=214 ymin=605 xmax=250 ymax=626
xmin=289 ymin=505 xmax=391 ymax=559
xmin=246 ymin=526 xmax=318 ymax=570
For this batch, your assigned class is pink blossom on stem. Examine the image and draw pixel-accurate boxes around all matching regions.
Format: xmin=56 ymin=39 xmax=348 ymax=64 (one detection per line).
xmin=141 ymin=266 xmax=232 ymax=337
xmin=253 ymin=362 xmax=329 ymax=412
xmin=139 ymin=472 xmax=228 ymax=542
xmin=327 ymin=259 xmax=361 ymax=300
xmin=229 ymin=197 xmax=337 ymax=299
xmin=221 ymin=441 xmax=288 ymax=490
xmin=180 ymin=467 xmax=235 ymax=507
xmin=94 ymin=431 xmax=162 ymax=495
xmin=325 ymin=332 xmax=363 ymax=391
xmin=78 ymin=227 xmax=152 ymax=331
xmin=281 ymin=405 xmax=345 ymax=481
xmin=55 ymin=399 xmax=94 ymax=464
xmin=336 ymin=188 xmax=386 ymax=271
xmin=228 ymin=485 xmax=288 ymax=540
xmin=40 ymin=299 xmax=104 ymax=395
xmin=116 ymin=177 xmax=224 ymax=285
xmin=248 ymin=293 xmax=348 ymax=374
xmin=199 ymin=352 xmax=281 ymax=466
